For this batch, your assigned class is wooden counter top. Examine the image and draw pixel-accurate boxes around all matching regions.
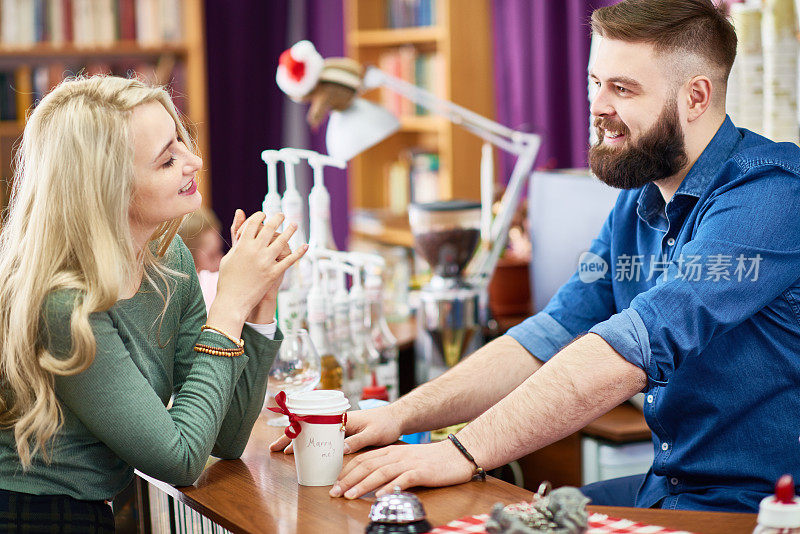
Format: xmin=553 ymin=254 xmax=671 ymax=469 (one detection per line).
xmin=139 ymin=414 xmax=756 ymax=534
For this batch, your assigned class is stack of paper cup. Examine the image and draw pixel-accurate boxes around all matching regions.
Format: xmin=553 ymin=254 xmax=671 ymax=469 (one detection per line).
xmin=728 ymin=4 xmax=764 ymax=135
xmin=762 ymin=0 xmax=799 ymax=144
xmin=285 ymin=390 xmax=351 ymax=486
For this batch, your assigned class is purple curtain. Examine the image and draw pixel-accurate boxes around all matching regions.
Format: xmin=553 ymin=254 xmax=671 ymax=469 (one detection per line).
xmin=204 ymin=0 xmax=289 ymax=230
xmin=305 ymin=0 xmax=348 ymax=250
xmin=492 ymin=0 xmax=621 ymax=179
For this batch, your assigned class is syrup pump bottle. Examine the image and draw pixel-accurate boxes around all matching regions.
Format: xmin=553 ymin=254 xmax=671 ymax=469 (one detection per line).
xmin=276 ymin=148 xmax=310 ymax=326
xmin=282 ymin=149 xmax=345 ymax=251
xmin=348 ymin=260 xmax=382 ymax=405
xmin=277 ymin=148 xmax=306 ymax=251
xmin=348 ymin=259 xmax=380 ymax=369
xmin=321 ymin=258 xmax=365 ymax=407
xmin=754 ymin=474 xmax=800 ymax=534
xmin=362 ymin=260 xmax=400 ymax=401
xmin=307 ymin=258 xmax=343 ymax=391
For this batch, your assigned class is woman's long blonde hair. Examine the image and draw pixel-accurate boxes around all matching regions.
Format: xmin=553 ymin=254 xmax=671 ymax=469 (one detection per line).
xmin=0 ymin=75 xmax=195 ymax=467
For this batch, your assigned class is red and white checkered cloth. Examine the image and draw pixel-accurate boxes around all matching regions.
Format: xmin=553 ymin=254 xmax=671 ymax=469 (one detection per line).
xmin=430 ymin=512 xmax=696 ymax=534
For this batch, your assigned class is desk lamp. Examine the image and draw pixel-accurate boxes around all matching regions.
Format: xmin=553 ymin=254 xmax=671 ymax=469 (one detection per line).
xmin=277 ymin=41 xmax=541 ymax=377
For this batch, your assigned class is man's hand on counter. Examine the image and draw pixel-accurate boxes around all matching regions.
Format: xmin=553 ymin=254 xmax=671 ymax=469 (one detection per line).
xmin=270 ymin=335 xmax=644 ymax=500
xmin=268 ymin=404 xmax=404 ymax=455
xmin=327 ymin=334 xmax=644 ymax=499
xmin=329 ymin=439 xmax=474 ymax=499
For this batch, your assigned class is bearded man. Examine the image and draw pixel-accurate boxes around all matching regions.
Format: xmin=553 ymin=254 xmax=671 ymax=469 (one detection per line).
xmin=273 ymin=0 xmax=800 ymax=512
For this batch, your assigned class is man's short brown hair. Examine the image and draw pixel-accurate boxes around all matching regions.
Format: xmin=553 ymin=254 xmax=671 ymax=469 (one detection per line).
xmin=591 ymin=0 xmax=737 ymax=84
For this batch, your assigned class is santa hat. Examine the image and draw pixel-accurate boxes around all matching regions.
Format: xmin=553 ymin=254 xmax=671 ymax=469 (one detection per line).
xmin=276 ymin=40 xmax=324 ymax=101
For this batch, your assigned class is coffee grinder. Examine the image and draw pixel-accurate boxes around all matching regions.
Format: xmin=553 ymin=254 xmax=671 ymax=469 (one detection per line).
xmin=409 ymin=200 xmax=483 ymax=383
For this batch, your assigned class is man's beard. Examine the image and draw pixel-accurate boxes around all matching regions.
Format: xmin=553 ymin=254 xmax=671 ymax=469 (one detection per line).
xmin=588 ymin=100 xmax=688 ymax=190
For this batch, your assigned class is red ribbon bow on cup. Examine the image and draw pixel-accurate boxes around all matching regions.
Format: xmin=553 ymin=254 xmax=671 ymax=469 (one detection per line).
xmin=268 ymin=391 xmax=347 ymax=439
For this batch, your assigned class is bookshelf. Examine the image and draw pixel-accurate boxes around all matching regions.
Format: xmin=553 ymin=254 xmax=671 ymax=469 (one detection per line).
xmin=344 ymin=0 xmax=495 ymax=246
xmin=0 ymin=0 xmax=209 ymax=210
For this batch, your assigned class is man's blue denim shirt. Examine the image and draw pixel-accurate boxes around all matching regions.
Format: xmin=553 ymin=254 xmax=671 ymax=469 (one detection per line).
xmin=508 ymin=116 xmax=800 ymax=512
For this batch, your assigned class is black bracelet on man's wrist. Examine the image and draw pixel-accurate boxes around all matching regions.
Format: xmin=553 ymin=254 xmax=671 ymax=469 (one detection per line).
xmin=447 ymin=433 xmax=486 ymax=481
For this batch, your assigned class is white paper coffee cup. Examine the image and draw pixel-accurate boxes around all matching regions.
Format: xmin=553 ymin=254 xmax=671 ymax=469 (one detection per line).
xmin=285 ymin=390 xmax=350 ymax=486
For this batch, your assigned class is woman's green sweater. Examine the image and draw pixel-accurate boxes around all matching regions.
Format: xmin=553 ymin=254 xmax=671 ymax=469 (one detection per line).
xmin=0 ymin=236 xmax=280 ymax=501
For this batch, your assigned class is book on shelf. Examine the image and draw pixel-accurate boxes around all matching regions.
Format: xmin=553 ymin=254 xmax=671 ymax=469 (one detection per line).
xmin=136 ymin=0 xmax=183 ymax=46
xmin=387 ymin=158 xmax=410 ymax=214
xmin=3 ymin=60 xmax=187 ymax=114
xmin=0 ymin=71 xmax=17 ymax=121
xmin=117 ymin=0 xmax=136 ymax=41
xmin=385 ymin=149 xmax=441 ymax=209
xmin=377 ymin=47 xmax=444 ymax=118
xmin=409 ymin=151 xmax=439 ymax=203
xmin=0 ymin=0 xmax=183 ymax=49
xmin=397 ymin=45 xmax=415 ymax=116
xmin=386 ymin=0 xmax=437 ymax=29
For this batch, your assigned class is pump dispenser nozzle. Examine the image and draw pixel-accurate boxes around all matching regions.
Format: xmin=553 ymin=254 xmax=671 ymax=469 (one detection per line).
xmin=260 ymin=149 xmax=282 ymax=224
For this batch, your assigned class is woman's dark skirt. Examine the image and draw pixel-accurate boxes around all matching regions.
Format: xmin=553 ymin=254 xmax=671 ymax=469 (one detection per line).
xmin=0 ymin=489 xmax=115 ymax=533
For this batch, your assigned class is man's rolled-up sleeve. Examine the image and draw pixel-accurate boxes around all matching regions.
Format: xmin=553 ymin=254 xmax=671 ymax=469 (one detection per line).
xmin=508 ymin=207 xmax=618 ymax=362
xmin=507 ymin=311 xmax=576 ymax=363
xmin=590 ymin=168 xmax=800 ymax=384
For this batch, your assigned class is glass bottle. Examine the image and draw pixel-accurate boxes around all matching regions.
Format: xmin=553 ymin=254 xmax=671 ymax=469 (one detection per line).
xmin=265 ymin=329 xmax=321 ymax=426
xmin=325 ymin=259 xmax=365 ymax=407
xmin=366 ymin=268 xmax=400 ymax=401
xmin=308 ymin=290 xmax=342 ymax=391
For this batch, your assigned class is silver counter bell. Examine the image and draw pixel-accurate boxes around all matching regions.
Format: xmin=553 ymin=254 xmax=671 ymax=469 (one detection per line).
xmin=366 ymin=487 xmax=432 ymax=533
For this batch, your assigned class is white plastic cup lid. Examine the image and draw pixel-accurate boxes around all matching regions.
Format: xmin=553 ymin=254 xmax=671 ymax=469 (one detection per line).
xmin=286 ymin=390 xmax=350 ymax=416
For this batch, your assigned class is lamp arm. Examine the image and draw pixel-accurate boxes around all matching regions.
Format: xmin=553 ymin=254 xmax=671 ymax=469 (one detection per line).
xmin=490 ymin=137 xmax=541 ymax=242
xmin=362 ymin=66 xmax=542 ymax=289
xmin=466 ymin=138 xmax=540 ymax=288
xmin=364 ymin=66 xmax=536 ymax=155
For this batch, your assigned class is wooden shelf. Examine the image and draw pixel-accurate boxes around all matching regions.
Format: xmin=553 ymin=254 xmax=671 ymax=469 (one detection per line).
xmin=0 ymin=121 xmax=22 ymax=136
xmin=399 ymin=114 xmax=447 ymax=132
xmin=0 ymin=43 xmax=188 ymax=61
xmin=350 ymin=208 xmax=414 ymax=248
xmin=349 ymin=26 xmax=445 ymax=47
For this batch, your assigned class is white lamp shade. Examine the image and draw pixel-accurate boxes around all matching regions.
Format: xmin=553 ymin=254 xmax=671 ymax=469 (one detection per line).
xmin=326 ymin=98 xmax=400 ymax=161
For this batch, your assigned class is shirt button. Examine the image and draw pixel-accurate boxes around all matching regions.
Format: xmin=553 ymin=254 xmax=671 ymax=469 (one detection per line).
xmin=671 ymin=477 xmax=679 ymax=486
xmin=646 ymin=394 xmax=654 ymax=403
xmin=661 ymin=442 xmax=669 ymax=451
xmin=666 ymin=238 xmax=676 ymax=246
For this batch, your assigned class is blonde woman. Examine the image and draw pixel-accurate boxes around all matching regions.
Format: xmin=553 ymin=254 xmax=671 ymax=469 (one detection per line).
xmin=0 ymin=76 xmax=306 ymax=532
